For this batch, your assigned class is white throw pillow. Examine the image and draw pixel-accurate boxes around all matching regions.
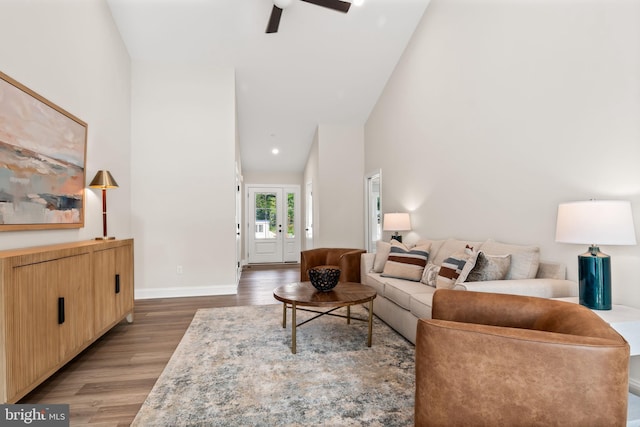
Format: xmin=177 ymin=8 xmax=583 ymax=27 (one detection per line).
xmin=430 ymin=239 xmax=483 ymax=267
xmin=373 ymin=240 xmax=391 ymax=273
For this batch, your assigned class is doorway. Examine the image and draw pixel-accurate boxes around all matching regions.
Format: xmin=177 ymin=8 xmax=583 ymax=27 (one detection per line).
xmin=305 ymin=181 xmax=313 ymax=250
xmin=246 ymin=185 xmax=300 ymax=264
xmin=365 ymin=170 xmax=382 ymax=253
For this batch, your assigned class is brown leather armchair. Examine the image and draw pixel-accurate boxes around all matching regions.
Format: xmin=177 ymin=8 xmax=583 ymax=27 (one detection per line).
xmin=415 ymin=289 xmax=630 ymax=427
xmin=300 ymin=248 xmax=366 ymax=284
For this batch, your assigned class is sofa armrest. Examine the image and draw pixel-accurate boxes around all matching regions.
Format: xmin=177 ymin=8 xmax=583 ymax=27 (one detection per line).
xmin=453 ymin=278 xmax=577 ymax=298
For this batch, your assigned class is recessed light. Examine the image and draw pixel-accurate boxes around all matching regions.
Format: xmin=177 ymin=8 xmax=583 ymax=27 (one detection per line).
xmin=272 ymin=148 xmax=279 ymax=155
xmin=353 ymin=0 xmax=365 ymax=6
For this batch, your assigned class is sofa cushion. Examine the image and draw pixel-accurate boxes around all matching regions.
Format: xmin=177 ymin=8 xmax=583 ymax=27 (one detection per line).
xmin=480 ymin=239 xmax=540 ymax=280
xmin=381 ymin=240 xmax=431 ymax=282
xmin=466 ymin=252 xmax=511 ymax=282
xmin=414 ymin=239 xmax=444 ymax=258
xmin=430 ymin=239 xmax=482 ymax=266
xmin=535 ymin=261 xmax=567 ymax=280
xmin=373 ymin=240 xmax=392 ymax=273
xmin=436 ymin=245 xmax=475 ymax=289
xmin=410 ymin=291 xmax=436 ymax=319
xmin=382 ymin=277 xmax=434 ymax=310
xmin=364 ymin=272 xmax=386 ymax=296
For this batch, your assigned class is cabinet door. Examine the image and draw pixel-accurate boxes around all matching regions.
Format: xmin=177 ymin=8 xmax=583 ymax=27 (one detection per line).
xmin=6 ymin=262 xmax=59 ymax=398
xmin=57 ymin=254 xmax=93 ymax=361
xmin=6 ymin=253 xmax=93 ymax=398
xmin=114 ymin=244 xmax=134 ymax=320
xmin=94 ymin=243 xmax=133 ymax=334
xmin=93 ymin=248 xmax=117 ymax=334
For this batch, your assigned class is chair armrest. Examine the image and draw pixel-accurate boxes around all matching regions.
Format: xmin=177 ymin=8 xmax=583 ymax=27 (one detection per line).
xmin=338 ymin=249 xmax=366 ymax=283
xmin=453 ymin=278 xmax=577 ymax=298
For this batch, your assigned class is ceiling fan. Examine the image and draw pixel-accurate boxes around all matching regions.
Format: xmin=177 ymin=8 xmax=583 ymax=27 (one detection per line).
xmin=266 ymin=0 xmax=351 ymax=34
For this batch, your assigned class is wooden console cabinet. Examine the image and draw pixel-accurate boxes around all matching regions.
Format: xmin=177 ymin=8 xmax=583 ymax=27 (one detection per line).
xmin=0 ymin=239 xmax=134 ymax=403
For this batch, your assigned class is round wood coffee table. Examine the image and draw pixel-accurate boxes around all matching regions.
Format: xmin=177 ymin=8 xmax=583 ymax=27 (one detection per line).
xmin=273 ymin=282 xmax=377 ymax=354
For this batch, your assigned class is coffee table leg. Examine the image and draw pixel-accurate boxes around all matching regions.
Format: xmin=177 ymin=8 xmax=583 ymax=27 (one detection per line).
xmin=367 ymin=299 xmax=373 ymax=347
xmin=292 ymin=302 xmax=297 ymax=354
xmin=282 ymin=303 xmax=286 ymax=328
xmin=347 ymin=305 xmax=351 ymax=324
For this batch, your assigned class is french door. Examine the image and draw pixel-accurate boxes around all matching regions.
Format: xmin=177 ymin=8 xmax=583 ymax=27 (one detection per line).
xmin=247 ymin=186 xmax=300 ymax=264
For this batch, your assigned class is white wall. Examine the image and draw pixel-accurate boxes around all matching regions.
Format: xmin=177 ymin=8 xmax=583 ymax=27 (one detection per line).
xmin=243 ymin=172 xmax=303 ymax=187
xmin=317 ymin=125 xmax=365 ymax=248
xmin=366 ymin=0 xmax=640 ymax=385
xmin=0 ymin=0 xmax=131 ymax=249
xmin=303 ymin=124 xmax=365 ymax=249
xmin=304 ymin=129 xmax=320 ymax=250
xmin=131 ymin=61 xmax=237 ymax=298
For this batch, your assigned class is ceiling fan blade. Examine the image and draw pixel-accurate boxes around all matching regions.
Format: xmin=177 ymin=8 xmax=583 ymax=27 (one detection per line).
xmin=301 ymin=0 xmax=351 ymax=13
xmin=266 ymin=5 xmax=283 ymax=33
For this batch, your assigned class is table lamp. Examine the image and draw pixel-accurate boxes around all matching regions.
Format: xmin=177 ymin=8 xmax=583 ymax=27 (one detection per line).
xmin=89 ymin=170 xmax=119 ymax=240
xmin=383 ymin=213 xmax=411 ymax=243
xmin=555 ymin=200 xmax=636 ymax=310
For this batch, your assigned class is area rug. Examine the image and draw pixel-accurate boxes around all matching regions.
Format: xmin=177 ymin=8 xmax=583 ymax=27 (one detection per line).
xmin=132 ymin=304 xmax=415 ymax=426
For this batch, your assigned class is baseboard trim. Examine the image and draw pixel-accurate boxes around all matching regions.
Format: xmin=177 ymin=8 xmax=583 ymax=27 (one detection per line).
xmin=135 ymin=284 xmax=237 ymax=300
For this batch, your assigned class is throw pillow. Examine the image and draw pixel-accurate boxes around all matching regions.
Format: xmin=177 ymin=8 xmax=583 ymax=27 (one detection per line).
xmin=421 ymin=263 xmax=441 ymax=287
xmin=381 ymin=240 xmax=431 ymax=282
xmin=436 ymin=245 xmax=475 ymax=289
xmin=466 ymin=252 xmax=511 ymax=282
xmin=373 ymin=240 xmax=392 ymax=273
xmin=454 ymin=248 xmax=483 ymax=284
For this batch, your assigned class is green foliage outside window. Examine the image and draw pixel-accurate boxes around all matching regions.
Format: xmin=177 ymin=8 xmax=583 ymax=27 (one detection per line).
xmin=287 ymin=192 xmax=295 ymax=238
xmin=255 ymin=193 xmax=277 ymax=235
xmin=255 ymin=192 xmax=295 ymax=238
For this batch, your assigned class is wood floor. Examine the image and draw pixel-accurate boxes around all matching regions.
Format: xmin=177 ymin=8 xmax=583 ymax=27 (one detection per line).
xmin=20 ymin=263 xmax=300 ymax=427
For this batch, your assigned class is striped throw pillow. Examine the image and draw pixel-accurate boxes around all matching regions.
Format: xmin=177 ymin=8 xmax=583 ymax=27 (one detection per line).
xmin=436 ymin=245 xmax=475 ymax=289
xmin=381 ymin=240 xmax=431 ymax=282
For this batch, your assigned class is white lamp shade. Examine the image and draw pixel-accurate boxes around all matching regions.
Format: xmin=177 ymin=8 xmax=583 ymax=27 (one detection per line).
xmin=555 ymin=200 xmax=637 ymax=246
xmin=383 ymin=213 xmax=411 ymax=232
xmin=274 ymin=0 xmax=293 ymax=8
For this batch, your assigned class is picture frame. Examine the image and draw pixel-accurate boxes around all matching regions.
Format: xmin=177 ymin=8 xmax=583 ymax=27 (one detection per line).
xmin=0 ymin=71 xmax=87 ymax=231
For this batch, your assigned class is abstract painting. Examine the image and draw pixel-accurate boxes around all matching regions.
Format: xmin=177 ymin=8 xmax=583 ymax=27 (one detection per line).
xmin=0 ymin=71 xmax=87 ymax=230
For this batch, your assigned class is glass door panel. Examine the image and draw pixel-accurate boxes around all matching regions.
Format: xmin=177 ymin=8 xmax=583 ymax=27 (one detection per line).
xmin=248 ymin=188 xmax=283 ymax=263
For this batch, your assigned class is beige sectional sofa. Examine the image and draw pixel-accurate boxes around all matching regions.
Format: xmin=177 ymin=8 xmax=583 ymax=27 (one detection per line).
xmin=361 ymin=238 xmax=578 ymax=344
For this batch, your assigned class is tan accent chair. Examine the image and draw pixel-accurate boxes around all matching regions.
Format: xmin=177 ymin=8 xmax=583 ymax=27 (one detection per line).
xmin=415 ymin=289 xmax=630 ymax=427
xmin=300 ymin=248 xmax=366 ymax=284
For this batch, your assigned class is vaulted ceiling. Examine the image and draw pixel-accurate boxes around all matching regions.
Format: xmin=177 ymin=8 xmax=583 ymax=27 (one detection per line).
xmin=107 ymin=0 xmax=430 ymax=173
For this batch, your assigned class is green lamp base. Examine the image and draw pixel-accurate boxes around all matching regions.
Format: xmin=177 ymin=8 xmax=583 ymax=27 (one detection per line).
xmin=578 ymin=246 xmax=611 ymax=310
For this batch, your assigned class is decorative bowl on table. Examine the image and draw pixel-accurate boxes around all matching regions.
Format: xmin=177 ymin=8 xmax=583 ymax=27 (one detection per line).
xmin=308 ymin=266 xmax=341 ymax=292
